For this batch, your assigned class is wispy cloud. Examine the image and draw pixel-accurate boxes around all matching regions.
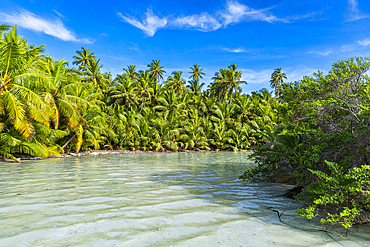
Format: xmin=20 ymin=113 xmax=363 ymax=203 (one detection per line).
xmin=173 ymin=13 xmax=221 ymax=32
xmin=346 ymin=0 xmax=369 ymax=22
xmin=117 ymin=9 xmax=167 ymax=36
xmin=52 ymin=9 xmax=64 ymax=18
xmin=221 ymin=1 xmax=278 ymax=25
xmin=287 ymin=11 xmax=322 ymax=22
xmin=341 ymin=44 xmax=356 ymax=52
xmin=348 ymin=0 xmax=359 ymax=15
xmin=286 ymin=67 xmax=317 ymax=82
xmin=308 ymin=49 xmax=332 ymax=56
xmin=339 ymin=38 xmax=370 ymax=53
xmin=358 ymin=38 xmax=370 ymax=46
xmin=129 ymin=42 xmax=141 ymax=53
xmin=119 ymin=1 xmax=316 ymax=36
xmin=171 ymin=1 xmax=279 ymax=32
xmin=0 ymin=9 xmax=91 ymax=43
xmin=241 ymin=69 xmax=272 ymax=84
xmin=222 ymin=47 xmax=249 ymax=53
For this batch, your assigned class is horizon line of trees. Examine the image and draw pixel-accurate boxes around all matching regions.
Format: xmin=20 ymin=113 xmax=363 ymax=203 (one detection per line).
xmin=0 ymin=25 xmax=285 ymax=162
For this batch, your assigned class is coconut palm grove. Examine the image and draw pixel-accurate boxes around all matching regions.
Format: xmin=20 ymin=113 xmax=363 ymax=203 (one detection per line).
xmin=1 ymin=22 xmax=370 ymax=232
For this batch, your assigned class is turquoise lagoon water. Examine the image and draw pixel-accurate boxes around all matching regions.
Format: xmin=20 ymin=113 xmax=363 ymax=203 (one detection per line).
xmin=0 ymin=152 xmax=369 ymax=246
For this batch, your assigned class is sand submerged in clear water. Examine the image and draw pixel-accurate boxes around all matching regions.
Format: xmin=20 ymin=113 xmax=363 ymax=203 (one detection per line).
xmin=0 ymin=152 xmax=369 ymax=246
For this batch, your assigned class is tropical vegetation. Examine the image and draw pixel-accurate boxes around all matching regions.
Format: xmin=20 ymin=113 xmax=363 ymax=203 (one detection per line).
xmin=242 ymin=57 xmax=370 ymax=232
xmin=0 ymin=25 xmax=280 ymax=162
xmin=1 ymin=25 xmax=369 ymax=232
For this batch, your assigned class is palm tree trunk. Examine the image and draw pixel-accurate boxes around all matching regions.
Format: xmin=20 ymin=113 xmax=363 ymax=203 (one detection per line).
xmin=229 ymin=88 xmax=233 ymax=106
xmin=62 ymin=133 xmax=77 ymax=149
xmin=140 ymin=98 xmax=144 ymax=113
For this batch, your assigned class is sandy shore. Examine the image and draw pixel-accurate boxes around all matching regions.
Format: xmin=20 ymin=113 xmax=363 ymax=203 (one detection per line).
xmin=2 ymin=149 xmax=210 ymax=162
xmin=61 ymin=149 xmax=154 ymax=157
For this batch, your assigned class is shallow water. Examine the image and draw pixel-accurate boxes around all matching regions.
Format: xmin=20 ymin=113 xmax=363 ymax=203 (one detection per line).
xmin=0 ymin=152 xmax=369 ymax=247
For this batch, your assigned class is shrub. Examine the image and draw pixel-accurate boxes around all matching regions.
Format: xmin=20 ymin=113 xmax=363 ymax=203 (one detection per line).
xmin=296 ymin=161 xmax=370 ymax=230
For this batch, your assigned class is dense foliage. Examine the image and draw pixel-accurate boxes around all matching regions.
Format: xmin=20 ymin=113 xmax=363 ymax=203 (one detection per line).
xmin=3 ymin=25 xmax=368 ymax=231
xmin=243 ymin=57 xmax=370 ymax=231
xmin=0 ymin=25 xmax=280 ymax=162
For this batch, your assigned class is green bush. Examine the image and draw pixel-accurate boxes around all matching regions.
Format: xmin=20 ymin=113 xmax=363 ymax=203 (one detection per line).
xmin=242 ymin=57 xmax=370 ymax=230
xmin=296 ymin=161 xmax=370 ymax=229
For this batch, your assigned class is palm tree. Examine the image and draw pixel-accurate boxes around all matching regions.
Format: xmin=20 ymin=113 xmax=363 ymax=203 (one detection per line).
xmin=77 ymin=105 xmax=111 ymax=152
xmin=211 ymin=64 xmax=246 ymax=105
xmin=109 ymin=75 xmax=138 ymax=110
xmin=225 ymin=64 xmax=246 ymax=105
xmin=210 ymin=122 xmax=232 ymax=150
xmin=187 ymin=79 xmax=205 ymax=94
xmin=136 ymin=119 xmax=152 ymax=150
xmin=189 ymin=64 xmax=205 ymax=81
xmin=0 ymin=26 xmax=50 ymax=138
xmin=0 ymin=132 xmax=54 ymax=162
xmin=270 ymin=68 xmax=287 ymax=96
xmin=82 ymin=58 xmax=111 ymax=92
xmin=137 ymin=70 xmax=154 ymax=112
xmin=123 ymin=110 xmax=142 ymax=147
xmin=106 ymin=104 xmax=125 ymax=148
xmin=155 ymin=88 xmax=186 ymax=117
xmin=234 ymin=94 xmax=252 ymax=123
xmin=148 ymin=79 xmax=163 ymax=107
xmin=165 ymin=71 xmax=186 ymax=94
xmin=123 ymin=65 xmax=139 ymax=82
xmin=179 ymin=109 xmax=209 ymax=150
xmin=147 ymin=60 xmax=166 ymax=83
xmin=72 ymin=47 xmax=96 ymax=70
xmin=0 ymin=26 xmax=65 ymax=160
xmin=209 ymin=69 xmax=227 ymax=100
xmin=37 ymin=56 xmax=89 ymax=130
xmin=0 ymin=24 xmax=10 ymax=33
xmin=151 ymin=112 xmax=180 ymax=151
xmin=227 ymin=126 xmax=251 ymax=151
xmin=190 ymin=94 xmax=207 ymax=114
xmin=210 ymin=101 xmax=235 ymax=125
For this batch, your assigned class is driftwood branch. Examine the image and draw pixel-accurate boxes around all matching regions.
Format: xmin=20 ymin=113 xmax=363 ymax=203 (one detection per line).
xmin=269 ymin=202 xmax=292 ymax=222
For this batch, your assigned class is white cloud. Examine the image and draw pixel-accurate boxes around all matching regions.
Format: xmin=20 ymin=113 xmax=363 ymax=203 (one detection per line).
xmin=240 ymin=69 xmax=272 ymax=84
xmin=346 ymin=0 xmax=369 ymax=22
xmin=120 ymin=1 xmax=317 ymax=36
xmin=286 ymin=11 xmax=322 ymax=22
xmin=52 ymin=9 xmax=64 ymax=18
xmin=173 ymin=13 xmax=221 ymax=32
xmin=129 ymin=45 xmax=141 ymax=53
xmin=286 ymin=68 xmax=317 ymax=82
xmin=348 ymin=0 xmax=359 ymax=13
xmin=221 ymin=1 xmax=250 ymax=25
xmin=221 ymin=1 xmax=278 ymax=25
xmin=308 ymin=49 xmax=332 ymax=56
xmin=341 ymin=44 xmax=356 ymax=52
xmin=118 ymin=9 xmax=167 ymax=37
xmin=339 ymin=39 xmax=370 ymax=53
xmin=0 ymin=9 xmax=91 ymax=43
xmin=358 ymin=38 xmax=370 ymax=46
xmin=222 ymin=47 xmax=248 ymax=53
xmin=348 ymin=0 xmax=360 ymax=19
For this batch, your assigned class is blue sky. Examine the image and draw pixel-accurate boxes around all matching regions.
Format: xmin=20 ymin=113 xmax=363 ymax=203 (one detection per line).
xmin=1 ymin=0 xmax=370 ymax=93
